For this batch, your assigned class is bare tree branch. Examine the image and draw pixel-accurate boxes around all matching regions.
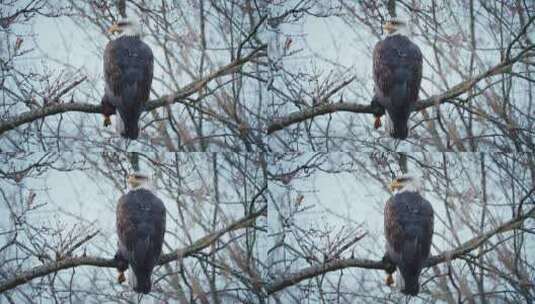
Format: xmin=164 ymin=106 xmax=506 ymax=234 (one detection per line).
xmin=0 ymin=205 xmax=267 ymax=293
xmin=0 ymin=47 xmax=265 ymax=135
xmin=267 ymin=46 xmax=532 ymax=134
xmin=266 ymin=205 xmax=535 ymax=294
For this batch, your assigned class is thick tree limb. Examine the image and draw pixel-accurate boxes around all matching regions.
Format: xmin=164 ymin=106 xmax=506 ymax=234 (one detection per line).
xmin=0 ymin=205 xmax=266 ymax=293
xmin=267 ymin=49 xmax=531 ymax=134
xmin=266 ymin=206 xmax=535 ymax=294
xmin=0 ymin=47 xmax=265 ymax=135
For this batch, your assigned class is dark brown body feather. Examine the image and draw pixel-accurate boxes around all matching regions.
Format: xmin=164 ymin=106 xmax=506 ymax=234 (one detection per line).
xmin=102 ymin=35 xmax=153 ymax=139
xmin=384 ymin=191 xmax=433 ymax=295
xmin=372 ymin=34 xmax=422 ymax=139
xmin=116 ymin=189 xmax=165 ymax=294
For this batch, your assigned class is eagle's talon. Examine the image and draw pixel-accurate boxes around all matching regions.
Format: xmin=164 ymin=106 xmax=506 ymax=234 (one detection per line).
xmin=118 ymin=271 xmax=126 ymax=284
xmin=386 ymin=273 xmax=394 ymax=286
xmin=374 ymin=116 xmax=382 ymax=129
xmin=104 ymin=116 xmax=112 ymax=127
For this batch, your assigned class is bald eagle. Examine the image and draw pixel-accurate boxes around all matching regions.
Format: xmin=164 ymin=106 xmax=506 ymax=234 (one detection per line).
xmin=371 ymin=20 xmax=422 ymax=139
xmin=384 ymin=175 xmax=433 ymax=296
xmin=115 ymin=173 xmax=166 ymax=294
xmin=101 ymin=18 xmax=154 ymax=139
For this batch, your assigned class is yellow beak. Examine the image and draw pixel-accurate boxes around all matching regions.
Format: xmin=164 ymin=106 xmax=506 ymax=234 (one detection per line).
xmin=383 ymin=22 xmax=396 ymax=34
xmin=389 ymin=180 xmax=402 ymax=192
xmin=127 ymin=175 xmax=136 ymax=185
xmin=108 ymin=23 xmax=121 ymax=34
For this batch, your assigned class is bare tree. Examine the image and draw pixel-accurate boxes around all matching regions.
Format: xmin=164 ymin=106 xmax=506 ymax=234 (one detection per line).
xmin=0 ymin=153 xmax=268 ymax=302
xmin=266 ymin=153 xmax=535 ymax=303
xmin=265 ymin=0 xmax=534 ymax=151
xmin=1 ymin=1 xmax=268 ymax=151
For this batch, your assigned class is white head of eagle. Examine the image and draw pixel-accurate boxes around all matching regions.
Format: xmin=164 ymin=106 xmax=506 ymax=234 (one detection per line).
xmin=108 ymin=18 xmax=143 ymax=37
xmin=115 ymin=172 xmax=166 ymax=294
xmin=371 ymin=19 xmax=423 ymax=140
xmin=388 ymin=174 xmax=421 ymax=193
xmin=127 ymin=172 xmax=152 ymax=191
xmin=383 ymin=20 xmax=410 ymax=36
xmin=101 ymin=17 xmax=154 ymax=140
xmin=384 ymin=174 xmax=434 ymax=296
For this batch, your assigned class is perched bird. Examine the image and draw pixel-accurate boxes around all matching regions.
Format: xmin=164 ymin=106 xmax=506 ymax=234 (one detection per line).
xmin=115 ymin=173 xmax=166 ymax=294
xmin=384 ymin=175 xmax=434 ymax=296
xmin=102 ymin=17 xmax=154 ymax=139
xmin=371 ymin=20 xmax=423 ymax=139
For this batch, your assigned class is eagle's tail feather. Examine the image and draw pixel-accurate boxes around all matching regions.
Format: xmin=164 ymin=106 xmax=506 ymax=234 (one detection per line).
xmin=118 ymin=85 xmax=141 ymax=139
xmin=398 ymin=270 xmax=419 ymax=296
xmin=399 ymin=238 xmax=421 ymax=296
xmin=129 ymin=236 xmax=153 ymax=293
xmin=390 ymin=116 xmax=409 ymax=139
xmin=385 ymin=111 xmax=409 ymax=139
xmin=129 ymin=265 xmax=152 ymax=294
xmin=116 ymin=110 xmax=140 ymax=139
xmin=389 ymin=76 xmax=410 ymax=139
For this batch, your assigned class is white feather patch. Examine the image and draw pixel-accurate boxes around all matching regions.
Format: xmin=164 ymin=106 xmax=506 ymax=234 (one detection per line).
xmin=384 ymin=111 xmax=393 ymax=134
xmin=128 ymin=265 xmax=137 ymax=289
xmin=116 ymin=114 xmax=125 ymax=136
xmin=128 ymin=181 xmax=152 ymax=192
xmin=397 ymin=177 xmax=422 ymax=193
xmin=117 ymin=18 xmax=142 ymax=37
xmin=396 ymin=271 xmax=405 ymax=290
